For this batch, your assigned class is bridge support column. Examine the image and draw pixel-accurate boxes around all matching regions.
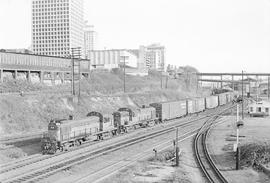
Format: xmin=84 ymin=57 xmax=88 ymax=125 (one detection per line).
xmin=51 ymin=72 xmax=55 ymax=85
xmin=61 ymin=72 xmax=65 ymax=84
xmin=14 ymin=70 xmax=18 ymax=79
xmin=232 ymin=75 xmax=234 ymax=90
xmin=0 ymin=69 xmax=3 ymax=82
xmin=40 ymin=71 xmax=44 ymax=83
xmin=267 ymin=76 xmax=270 ymax=100
xmin=221 ymin=75 xmax=223 ymax=89
xmin=27 ymin=70 xmax=31 ymax=82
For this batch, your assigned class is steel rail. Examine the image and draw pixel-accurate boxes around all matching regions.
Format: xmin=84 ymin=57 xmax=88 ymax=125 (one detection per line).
xmin=0 ymin=104 xmax=227 ymax=175
xmin=1 ymin=116 xmax=210 ymax=183
xmin=1 ymin=106 xmax=226 ymax=183
xmin=0 ymin=113 xmax=209 ymax=175
xmin=76 ymin=117 xmax=232 ymax=183
xmin=76 ymin=129 xmax=199 ymax=183
xmin=194 ymin=105 xmax=234 ymax=183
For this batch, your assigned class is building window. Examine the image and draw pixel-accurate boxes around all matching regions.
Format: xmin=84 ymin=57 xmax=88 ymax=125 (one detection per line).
xmin=266 ymin=108 xmax=269 ymax=113
xmin=250 ymin=107 xmax=253 ymax=112
xmin=257 ymin=107 xmax=261 ymax=112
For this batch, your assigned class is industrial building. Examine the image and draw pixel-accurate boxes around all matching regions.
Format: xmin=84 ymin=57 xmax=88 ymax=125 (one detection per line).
xmin=88 ymin=44 xmax=165 ymax=74
xmin=0 ymin=51 xmax=90 ymax=84
xmin=248 ymin=100 xmax=270 ymax=117
xmin=88 ymin=49 xmax=147 ymax=73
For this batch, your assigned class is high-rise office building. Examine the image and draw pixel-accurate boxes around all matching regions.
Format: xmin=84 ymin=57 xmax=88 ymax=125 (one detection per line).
xmin=31 ymin=0 xmax=84 ymax=57
xmin=83 ymin=21 xmax=97 ymax=58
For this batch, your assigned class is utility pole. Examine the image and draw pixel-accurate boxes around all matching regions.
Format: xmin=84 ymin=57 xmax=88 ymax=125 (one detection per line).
xmin=267 ymin=76 xmax=270 ymax=100
xmin=242 ymin=71 xmax=244 ymax=120
xmin=165 ymin=73 xmax=168 ymax=89
xmin=175 ymin=128 xmax=179 ymax=166
xmin=120 ymin=55 xmax=129 ymax=93
xmin=160 ymin=71 xmax=163 ymax=89
xmin=71 ymin=47 xmax=81 ymax=97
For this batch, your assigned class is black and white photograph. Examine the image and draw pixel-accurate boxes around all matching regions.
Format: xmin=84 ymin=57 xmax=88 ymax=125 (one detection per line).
xmin=0 ymin=0 xmax=270 ymax=182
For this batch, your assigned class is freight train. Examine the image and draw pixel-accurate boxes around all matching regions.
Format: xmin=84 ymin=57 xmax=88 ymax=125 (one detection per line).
xmin=41 ymin=92 xmax=234 ymax=154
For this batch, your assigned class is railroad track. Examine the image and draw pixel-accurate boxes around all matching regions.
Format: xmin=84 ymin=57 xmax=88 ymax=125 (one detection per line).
xmin=0 ymin=104 xmax=231 ymax=183
xmin=193 ymin=106 xmax=234 ymax=183
xmin=75 ymin=128 xmax=199 ymax=183
xmin=0 ymin=104 xmax=226 ymax=176
xmin=73 ymin=110 xmax=233 ymax=183
xmin=0 ymin=133 xmax=43 ymax=144
xmin=0 ymin=114 xmax=206 ymax=175
xmin=0 ymin=106 xmax=228 ymax=183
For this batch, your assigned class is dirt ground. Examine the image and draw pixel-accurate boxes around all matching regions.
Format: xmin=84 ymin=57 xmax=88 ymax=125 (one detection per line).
xmin=98 ymin=137 xmax=207 ymax=183
xmin=207 ymin=116 xmax=270 ymax=183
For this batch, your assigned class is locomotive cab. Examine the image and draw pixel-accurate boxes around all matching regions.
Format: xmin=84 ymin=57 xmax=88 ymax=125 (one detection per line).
xmin=41 ymin=119 xmax=61 ymax=154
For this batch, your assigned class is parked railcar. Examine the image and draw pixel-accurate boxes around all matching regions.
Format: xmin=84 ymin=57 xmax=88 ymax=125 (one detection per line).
xmin=218 ymin=93 xmax=227 ymax=106
xmin=150 ymin=100 xmax=186 ymax=122
xmin=41 ymin=117 xmax=100 ymax=154
xmin=205 ymin=95 xmax=219 ymax=109
xmin=225 ymin=92 xmax=233 ymax=103
xmin=194 ymin=97 xmax=206 ymax=113
xmin=187 ymin=99 xmax=195 ymax=114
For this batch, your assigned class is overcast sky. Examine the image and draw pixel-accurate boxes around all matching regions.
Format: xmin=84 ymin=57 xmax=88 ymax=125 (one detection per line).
xmin=0 ymin=0 xmax=270 ymax=73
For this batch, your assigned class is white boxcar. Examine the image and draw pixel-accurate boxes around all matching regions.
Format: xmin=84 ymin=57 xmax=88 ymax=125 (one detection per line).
xmin=205 ymin=96 xmax=219 ymax=109
xmin=194 ymin=97 xmax=206 ymax=112
xmin=218 ymin=93 xmax=227 ymax=106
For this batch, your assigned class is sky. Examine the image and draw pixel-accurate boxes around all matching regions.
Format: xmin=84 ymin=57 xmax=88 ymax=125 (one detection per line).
xmin=0 ymin=0 xmax=270 ymax=73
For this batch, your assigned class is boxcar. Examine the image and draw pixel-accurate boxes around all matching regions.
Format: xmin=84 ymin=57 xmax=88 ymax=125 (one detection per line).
xmin=187 ymin=99 xmax=195 ymax=114
xmin=194 ymin=97 xmax=206 ymax=113
xmin=218 ymin=93 xmax=227 ymax=106
xmin=225 ymin=92 xmax=233 ymax=103
xmin=205 ymin=96 xmax=219 ymax=109
xmin=150 ymin=100 xmax=186 ymax=122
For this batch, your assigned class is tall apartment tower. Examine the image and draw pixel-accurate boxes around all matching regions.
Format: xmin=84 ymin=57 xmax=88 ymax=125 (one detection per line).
xmin=145 ymin=44 xmax=165 ymax=71
xmin=31 ymin=0 xmax=84 ymax=57
xmin=83 ymin=21 xmax=97 ymax=59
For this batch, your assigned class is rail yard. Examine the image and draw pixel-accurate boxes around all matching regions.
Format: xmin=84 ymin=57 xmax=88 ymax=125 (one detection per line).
xmin=0 ymin=102 xmax=231 ymax=183
xmin=1 ymin=69 xmax=270 ymax=183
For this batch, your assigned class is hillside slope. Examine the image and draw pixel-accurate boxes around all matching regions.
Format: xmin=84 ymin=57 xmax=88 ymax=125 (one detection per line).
xmin=0 ymin=69 xmax=209 ymax=136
